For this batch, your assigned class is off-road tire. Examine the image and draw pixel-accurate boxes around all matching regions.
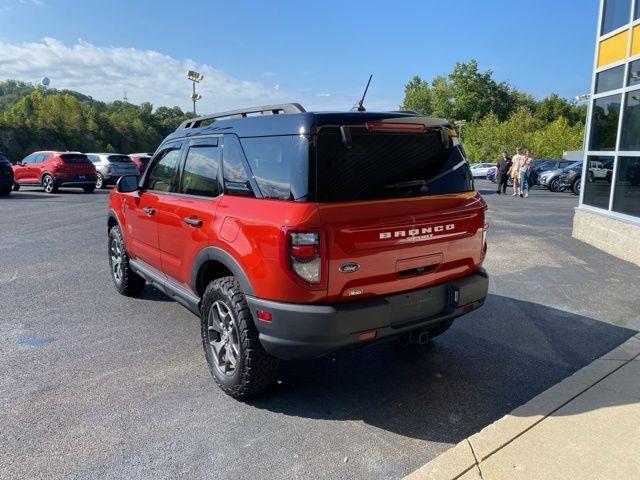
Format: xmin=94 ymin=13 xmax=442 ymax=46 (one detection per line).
xmin=200 ymin=276 xmax=279 ymax=398
xmin=83 ymin=185 xmax=96 ymax=193
xmin=108 ymin=225 xmax=145 ymax=295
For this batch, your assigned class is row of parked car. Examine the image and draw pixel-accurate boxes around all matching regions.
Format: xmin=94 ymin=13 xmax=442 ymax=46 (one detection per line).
xmin=0 ymin=151 xmax=152 ymax=196
xmin=476 ymin=158 xmax=585 ymax=195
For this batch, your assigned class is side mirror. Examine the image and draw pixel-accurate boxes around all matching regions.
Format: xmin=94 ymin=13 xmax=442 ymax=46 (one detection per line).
xmin=15 ymin=161 xmax=23 ymax=166
xmin=116 ymin=175 xmax=139 ymax=193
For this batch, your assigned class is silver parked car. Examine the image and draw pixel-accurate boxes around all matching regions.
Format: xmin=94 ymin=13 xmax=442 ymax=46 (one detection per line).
xmin=86 ymin=153 xmax=140 ymax=189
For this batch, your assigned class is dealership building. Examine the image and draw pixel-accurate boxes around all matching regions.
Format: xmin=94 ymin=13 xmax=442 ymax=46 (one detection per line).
xmin=573 ymin=0 xmax=640 ymax=266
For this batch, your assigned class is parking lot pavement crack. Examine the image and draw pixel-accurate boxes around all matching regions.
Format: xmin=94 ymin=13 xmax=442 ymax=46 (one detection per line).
xmin=466 ymin=439 xmax=485 ymax=480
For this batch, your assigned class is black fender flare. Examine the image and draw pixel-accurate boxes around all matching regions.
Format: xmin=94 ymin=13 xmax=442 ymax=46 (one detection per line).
xmin=191 ymin=247 xmax=255 ymax=297
xmin=107 ymin=209 xmax=121 ymax=229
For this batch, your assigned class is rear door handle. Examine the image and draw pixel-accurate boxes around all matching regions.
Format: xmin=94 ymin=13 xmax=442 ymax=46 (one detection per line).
xmin=184 ymin=216 xmax=203 ymax=227
xmin=142 ymin=207 xmax=155 ymax=215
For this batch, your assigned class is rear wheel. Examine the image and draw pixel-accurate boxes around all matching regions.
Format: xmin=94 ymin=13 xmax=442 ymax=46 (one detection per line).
xmin=571 ymin=178 xmax=581 ymax=196
xmin=549 ymin=177 xmax=562 ymax=192
xmin=83 ymin=185 xmax=95 ymax=193
xmin=42 ymin=174 xmax=58 ymax=193
xmin=108 ymin=225 xmax=145 ymax=295
xmin=201 ymin=276 xmax=279 ymax=398
xmin=96 ymin=173 xmax=106 ymax=189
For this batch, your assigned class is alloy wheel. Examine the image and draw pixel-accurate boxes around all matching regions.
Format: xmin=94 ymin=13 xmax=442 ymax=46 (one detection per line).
xmin=206 ymin=300 xmax=241 ymax=377
xmin=110 ymin=238 xmax=123 ymax=284
xmin=96 ymin=174 xmax=104 ymax=189
xmin=43 ymin=176 xmax=54 ymax=193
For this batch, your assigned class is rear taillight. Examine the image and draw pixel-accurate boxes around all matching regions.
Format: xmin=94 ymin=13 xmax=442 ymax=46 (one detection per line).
xmin=283 ymin=230 xmax=326 ymax=288
xmin=366 ymin=122 xmax=427 ymax=133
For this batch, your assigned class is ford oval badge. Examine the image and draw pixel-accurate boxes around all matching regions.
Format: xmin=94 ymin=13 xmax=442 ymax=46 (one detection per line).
xmin=339 ymin=263 xmax=360 ymax=273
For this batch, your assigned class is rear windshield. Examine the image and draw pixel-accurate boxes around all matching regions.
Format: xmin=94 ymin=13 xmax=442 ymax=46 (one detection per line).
xmin=315 ymin=128 xmax=473 ymax=202
xmin=108 ymin=155 xmax=133 ymax=163
xmin=61 ymin=154 xmax=91 ymax=164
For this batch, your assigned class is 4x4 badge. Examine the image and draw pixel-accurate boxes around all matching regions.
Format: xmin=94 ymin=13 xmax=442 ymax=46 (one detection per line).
xmin=339 ymin=263 xmax=360 ymax=273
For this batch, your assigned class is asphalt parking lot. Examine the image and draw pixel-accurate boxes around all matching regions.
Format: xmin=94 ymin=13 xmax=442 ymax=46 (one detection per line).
xmin=1 ymin=181 xmax=639 ymax=480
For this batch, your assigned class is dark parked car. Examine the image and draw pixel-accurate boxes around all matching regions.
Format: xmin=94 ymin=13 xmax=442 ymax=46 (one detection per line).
xmin=558 ymin=162 xmax=583 ymax=195
xmin=539 ymin=160 xmax=582 ymax=192
xmin=0 ymin=152 xmax=14 ymax=196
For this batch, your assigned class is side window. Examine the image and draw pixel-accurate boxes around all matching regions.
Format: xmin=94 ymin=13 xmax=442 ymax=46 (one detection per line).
xmin=21 ymin=154 xmax=34 ymax=164
xmin=222 ymin=135 xmax=252 ymax=195
xmin=145 ymin=146 xmax=182 ymax=192
xmin=180 ymin=144 xmax=220 ymax=197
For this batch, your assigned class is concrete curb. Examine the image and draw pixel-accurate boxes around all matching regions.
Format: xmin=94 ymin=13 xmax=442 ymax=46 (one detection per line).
xmin=404 ymin=333 xmax=640 ymax=480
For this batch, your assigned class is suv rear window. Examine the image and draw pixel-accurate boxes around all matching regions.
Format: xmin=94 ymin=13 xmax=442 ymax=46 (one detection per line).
xmin=60 ymin=154 xmax=91 ymax=164
xmin=315 ymin=128 xmax=473 ymax=202
xmin=108 ymin=155 xmax=133 ymax=163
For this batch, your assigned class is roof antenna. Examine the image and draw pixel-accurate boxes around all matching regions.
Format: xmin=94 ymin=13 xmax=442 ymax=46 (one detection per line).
xmin=352 ymin=74 xmax=373 ymax=112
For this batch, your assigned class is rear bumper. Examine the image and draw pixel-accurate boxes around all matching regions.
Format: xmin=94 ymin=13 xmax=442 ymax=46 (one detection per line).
xmin=54 ymin=175 xmax=97 ymax=187
xmin=246 ymin=268 xmax=488 ymax=360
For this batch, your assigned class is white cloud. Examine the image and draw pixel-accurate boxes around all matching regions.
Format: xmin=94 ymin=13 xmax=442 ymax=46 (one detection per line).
xmin=0 ymin=37 xmax=396 ymax=113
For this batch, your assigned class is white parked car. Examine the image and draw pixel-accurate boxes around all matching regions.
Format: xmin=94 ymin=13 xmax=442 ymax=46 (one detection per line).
xmin=470 ymin=163 xmax=496 ymax=178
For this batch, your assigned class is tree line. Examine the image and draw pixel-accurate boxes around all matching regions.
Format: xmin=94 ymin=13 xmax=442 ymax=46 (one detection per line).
xmin=0 ymin=62 xmax=586 ymax=163
xmin=401 ymin=60 xmax=587 ymax=162
xmin=0 ymin=80 xmax=193 ymax=161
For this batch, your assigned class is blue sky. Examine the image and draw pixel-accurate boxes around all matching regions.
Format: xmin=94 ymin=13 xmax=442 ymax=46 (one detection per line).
xmin=0 ymin=0 xmax=598 ymax=113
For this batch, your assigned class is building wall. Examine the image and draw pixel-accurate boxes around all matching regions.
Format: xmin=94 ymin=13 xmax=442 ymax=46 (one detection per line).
xmin=573 ymin=0 xmax=640 ymax=264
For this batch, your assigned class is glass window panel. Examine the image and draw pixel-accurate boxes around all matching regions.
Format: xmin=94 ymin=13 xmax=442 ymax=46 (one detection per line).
xmin=621 ymin=91 xmax=640 ymax=150
xmin=601 ymin=0 xmax=631 ymax=35
xmin=595 ymin=65 xmax=625 ymax=93
xmin=613 ymin=156 xmax=640 ymax=216
xmin=146 ymin=147 xmax=181 ymax=192
xmin=583 ymin=156 xmax=614 ymax=209
xmin=589 ymin=94 xmax=622 ymax=151
xmin=627 ymin=59 xmax=640 ymax=86
xmin=180 ymin=146 xmax=220 ymax=197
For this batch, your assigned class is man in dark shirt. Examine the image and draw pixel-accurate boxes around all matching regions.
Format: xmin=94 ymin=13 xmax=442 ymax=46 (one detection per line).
xmin=496 ymin=151 xmax=512 ymax=195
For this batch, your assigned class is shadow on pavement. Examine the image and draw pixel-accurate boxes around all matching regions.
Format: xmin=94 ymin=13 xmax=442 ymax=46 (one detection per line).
xmin=248 ymin=294 xmax=636 ymax=444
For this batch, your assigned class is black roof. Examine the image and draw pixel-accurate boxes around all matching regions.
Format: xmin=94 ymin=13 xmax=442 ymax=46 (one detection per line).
xmin=164 ymin=104 xmax=450 ymax=142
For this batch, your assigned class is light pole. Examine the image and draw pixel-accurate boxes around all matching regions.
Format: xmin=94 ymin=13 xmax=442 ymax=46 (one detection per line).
xmin=454 ymin=120 xmax=467 ymax=142
xmin=186 ymin=70 xmax=204 ymax=115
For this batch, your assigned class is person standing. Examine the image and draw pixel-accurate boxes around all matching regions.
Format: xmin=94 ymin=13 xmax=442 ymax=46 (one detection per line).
xmin=509 ymin=147 xmax=524 ymax=196
xmin=520 ymin=149 xmax=534 ymax=198
xmin=495 ymin=151 xmax=512 ymax=195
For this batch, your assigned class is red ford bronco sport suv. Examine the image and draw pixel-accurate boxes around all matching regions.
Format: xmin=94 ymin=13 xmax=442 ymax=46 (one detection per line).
xmin=13 ymin=151 xmax=97 ymax=193
xmin=108 ymin=104 xmax=489 ymax=397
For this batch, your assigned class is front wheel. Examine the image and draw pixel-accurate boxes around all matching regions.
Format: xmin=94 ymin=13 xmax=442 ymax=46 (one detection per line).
xmin=42 ymin=174 xmax=58 ymax=193
xmin=549 ymin=177 xmax=562 ymax=192
xmin=108 ymin=225 xmax=145 ymax=295
xmin=201 ymin=277 xmax=279 ymax=398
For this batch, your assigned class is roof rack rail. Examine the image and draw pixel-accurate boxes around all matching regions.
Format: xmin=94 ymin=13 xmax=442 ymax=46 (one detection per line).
xmin=177 ymin=103 xmax=306 ymax=130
